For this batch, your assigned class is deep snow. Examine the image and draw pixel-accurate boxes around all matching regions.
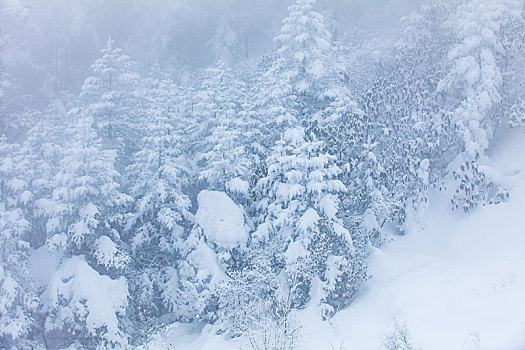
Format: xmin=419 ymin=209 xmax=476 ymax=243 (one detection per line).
xmin=143 ymin=129 xmax=525 ymax=350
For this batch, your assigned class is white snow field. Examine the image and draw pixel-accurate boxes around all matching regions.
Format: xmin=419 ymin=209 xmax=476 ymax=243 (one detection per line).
xmin=143 ymin=129 xmax=525 ymax=350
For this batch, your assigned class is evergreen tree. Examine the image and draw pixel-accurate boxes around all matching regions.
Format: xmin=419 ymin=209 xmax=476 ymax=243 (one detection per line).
xmin=19 ymin=99 xmax=73 ymax=248
xmin=439 ymin=0 xmax=522 ymax=211
xmin=0 ymin=135 xmax=40 ymax=349
xmin=193 ymin=60 xmax=255 ymax=201
xmin=80 ymin=37 xmax=141 ymax=172
xmin=125 ymin=67 xmax=192 ymax=335
xmin=256 ymin=0 xmax=338 ymax=141
xmin=254 ymin=127 xmax=366 ymax=316
xmin=43 ymin=107 xmax=132 ymax=348
xmin=257 ymin=0 xmax=368 ymax=246
xmin=176 ymin=189 xmax=249 ymax=324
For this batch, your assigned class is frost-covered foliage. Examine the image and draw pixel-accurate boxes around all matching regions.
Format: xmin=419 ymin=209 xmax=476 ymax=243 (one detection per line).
xmin=124 ymin=67 xmax=192 ymax=334
xmin=176 ymin=190 xmax=248 ymax=323
xmin=1 ymin=0 xmax=524 ymax=347
xmin=272 ymin=0 xmax=332 ymax=99
xmin=80 ymin=37 xmax=141 ymax=171
xmin=349 ymin=2 xmax=453 ymax=235
xmin=255 ymin=127 xmax=366 ymax=315
xmin=194 ymin=61 xmax=255 ymax=200
xmin=439 ymin=0 xmax=523 ymax=212
xmin=381 ymin=322 xmax=416 ymax=350
xmin=216 ymin=253 xmax=280 ymax=336
xmin=46 ymin=109 xmax=131 ymax=268
xmin=257 ymin=0 xmax=360 ymax=137
xmin=440 ymin=0 xmax=521 ymax=159
xmin=43 ymin=256 xmax=128 ymax=348
xmin=0 ymin=136 xmax=39 ymax=348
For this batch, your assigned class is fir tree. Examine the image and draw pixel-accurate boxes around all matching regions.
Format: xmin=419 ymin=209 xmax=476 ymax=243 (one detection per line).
xmin=0 ymin=135 xmax=40 ymax=349
xmin=254 ymin=127 xmax=366 ymax=315
xmin=80 ymin=37 xmax=141 ymax=172
xmin=43 ymin=107 xmax=132 ymax=348
xmin=194 ymin=60 xmax=255 ymax=201
xmin=439 ymin=0 xmax=522 ymax=211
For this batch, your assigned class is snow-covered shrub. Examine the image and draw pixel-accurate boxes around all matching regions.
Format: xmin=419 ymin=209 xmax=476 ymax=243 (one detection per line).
xmin=451 ymin=159 xmax=509 ymax=212
xmin=239 ymin=267 xmax=302 ymax=350
xmin=242 ymin=310 xmax=300 ymax=350
xmin=381 ymin=322 xmax=416 ymax=350
xmin=216 ymin=254 xmax=280 ymax=337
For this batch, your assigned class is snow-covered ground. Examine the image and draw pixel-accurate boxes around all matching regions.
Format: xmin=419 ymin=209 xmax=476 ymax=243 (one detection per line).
xmin=145 ymin=129 xmax=525 ymax=350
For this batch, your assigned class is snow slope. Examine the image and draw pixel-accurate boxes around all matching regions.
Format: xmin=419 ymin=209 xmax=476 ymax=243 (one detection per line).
xmin=150 ymin=129 xmax=525 ymax=350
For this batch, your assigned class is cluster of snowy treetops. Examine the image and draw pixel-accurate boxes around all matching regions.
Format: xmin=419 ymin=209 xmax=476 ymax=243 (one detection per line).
xmin=1 ymin=0 xmax=524 ymax=348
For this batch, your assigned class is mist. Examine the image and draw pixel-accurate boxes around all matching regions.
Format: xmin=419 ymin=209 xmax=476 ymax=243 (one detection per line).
xmin=1 ymin=0 xmax=424 ymax=110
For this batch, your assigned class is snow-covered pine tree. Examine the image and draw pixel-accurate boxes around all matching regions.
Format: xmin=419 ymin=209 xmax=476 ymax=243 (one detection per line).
xmin=271 ymin=0 xmax=331 ymax=105
xmin=125 ymin=66 xmax=192 ymax=334
xmin=175 ymin=189 xmax=250 ymax=324
xmin=253 ymin=0 xmax=341 ymax=151
xmin=254 ymin=127 xmax=366 ymax=317
xmin=439 ymin=0 xmax=522 ymax=212
xmin=0 ymin=100 xmax=70 ymax=348
xmin=193 ymin=60 xmax=255 ymax=202
xmin=80 ymin=37 xmax=141 ymax=172
xmin=42 ymin=107 xmax=132 ymax=349
xmin=0 ymin=135 xmax=40 ymax=349
xmin=256 ymin=0 xmax=371 ymax=246
xmin=192 ymin=61 xmax=231 ymax=155
xmin=500 ymin=3 xmax=525 ymax=129
xmin=315 ymin=85 xmax=392 ymax=245
xmin=348 ymin=2 xmax=454 ymax=236
xmin=167 ymin=63 xmax=257 ymax=326
xmin=17 ymin=98 xmax=75 ymax=249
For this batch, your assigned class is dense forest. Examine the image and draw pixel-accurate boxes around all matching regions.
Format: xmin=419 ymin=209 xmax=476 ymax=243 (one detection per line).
xmin=1 ymin=0 xmax=524 ymax=349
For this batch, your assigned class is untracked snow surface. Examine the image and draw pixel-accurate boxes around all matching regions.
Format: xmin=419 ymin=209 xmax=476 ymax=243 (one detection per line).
xmin=146 ymin=130 xmax=525 ymax=349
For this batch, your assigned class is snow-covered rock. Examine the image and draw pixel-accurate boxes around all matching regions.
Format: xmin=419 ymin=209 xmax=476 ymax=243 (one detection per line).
xmin=43 ymin=256 xmax=129 ymax=346
xmin=195 ymin=190 xmax=248 ymax=250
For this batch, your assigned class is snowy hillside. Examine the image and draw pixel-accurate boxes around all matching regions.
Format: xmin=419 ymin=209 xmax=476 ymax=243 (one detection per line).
xmin=143 ymin=129 xmax=525 ymax=349
xmin=301 ymin=129 xmax=525 ymax=350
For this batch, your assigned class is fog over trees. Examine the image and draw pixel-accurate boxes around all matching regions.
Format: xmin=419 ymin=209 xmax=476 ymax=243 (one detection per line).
xmin=1 ymin=0 xmax=524 ymax=349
